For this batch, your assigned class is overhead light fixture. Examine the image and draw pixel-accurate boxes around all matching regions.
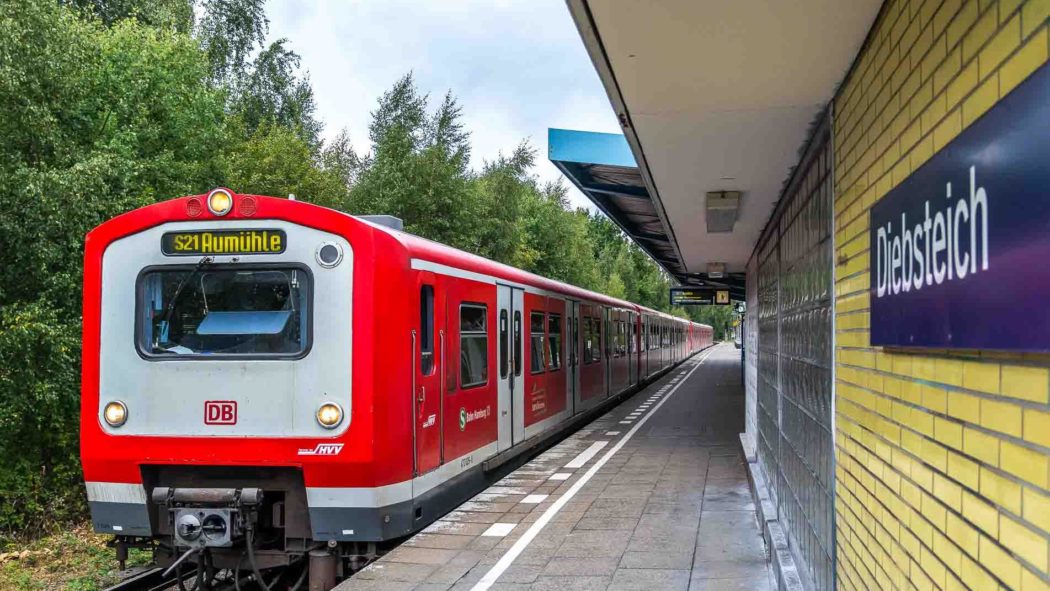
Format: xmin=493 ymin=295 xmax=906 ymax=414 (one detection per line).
xmin=707 ymin=262 xmax=726 ymax=279
xmin=706 ymin=191 xmax=740 ymax=233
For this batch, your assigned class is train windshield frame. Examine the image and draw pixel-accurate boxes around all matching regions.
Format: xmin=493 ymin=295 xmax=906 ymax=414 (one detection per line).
xmin=136 ymin=263 xmax=312 ymax=360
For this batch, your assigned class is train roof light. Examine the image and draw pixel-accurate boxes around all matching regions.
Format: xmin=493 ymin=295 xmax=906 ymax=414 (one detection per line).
xmin=207 ymin=188 xmax=234 ymax=217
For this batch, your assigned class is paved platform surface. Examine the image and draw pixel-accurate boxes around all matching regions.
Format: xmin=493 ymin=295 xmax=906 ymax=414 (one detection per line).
xmin=337 ymin=344 xmax=771 ymax=591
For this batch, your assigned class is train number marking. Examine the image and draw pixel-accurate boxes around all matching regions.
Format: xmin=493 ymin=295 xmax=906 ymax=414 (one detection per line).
xmin=297 ymin=443 xmax=344 ymax=456
xmin=460 ymin=455 xmax=474 ymax=468
xmin=204 ymin=401 xmax=237 ymax=425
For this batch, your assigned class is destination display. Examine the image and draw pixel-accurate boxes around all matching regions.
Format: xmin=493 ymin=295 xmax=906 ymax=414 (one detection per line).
xmin=669 ymin=287 xmax=731 ymax=306
xmin=161 ymin=229 xmax=286 ymax=256
xmin=870 ymin=62 xmax=1050 ymax=351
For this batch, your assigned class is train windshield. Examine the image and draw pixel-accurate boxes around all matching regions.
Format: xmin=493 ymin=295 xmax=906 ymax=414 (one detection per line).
xmin=138 ymin=266 xmax=310 ymax=358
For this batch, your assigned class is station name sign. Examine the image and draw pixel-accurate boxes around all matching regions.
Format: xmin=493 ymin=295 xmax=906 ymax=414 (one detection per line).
xmin=870 ymin=62 xmax=1050 ymax=351
xmin=670 ymin=287 xmax=730 ymax=306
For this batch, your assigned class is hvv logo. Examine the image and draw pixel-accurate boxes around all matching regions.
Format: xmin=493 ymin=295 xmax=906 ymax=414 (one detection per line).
xmin=297 ymin=443 xmax=344 ymax=456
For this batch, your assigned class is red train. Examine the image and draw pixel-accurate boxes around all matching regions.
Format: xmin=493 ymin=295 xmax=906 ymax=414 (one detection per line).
xmin=80 ymin=189 xmax=712 ymax=583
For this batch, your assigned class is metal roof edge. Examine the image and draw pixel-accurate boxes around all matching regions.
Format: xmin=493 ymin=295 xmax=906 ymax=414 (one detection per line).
xmin=564 ymin=0 xmax=688 ymax=285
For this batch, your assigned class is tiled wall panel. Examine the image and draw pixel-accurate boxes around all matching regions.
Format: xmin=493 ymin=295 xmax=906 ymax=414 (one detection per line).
xmin=752 ymin=119 xmax=836 ymax=590
xmin=832 ymin=0 xmax=1050 ymax=589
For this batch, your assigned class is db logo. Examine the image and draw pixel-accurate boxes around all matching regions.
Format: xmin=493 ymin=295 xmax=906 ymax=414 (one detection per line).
xmin=204 ymin=401 xmax=237 ymax=425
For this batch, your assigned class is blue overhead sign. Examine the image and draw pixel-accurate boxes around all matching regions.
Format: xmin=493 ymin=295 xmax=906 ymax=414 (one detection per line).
xmin=870 ymin=62 xmax=1050 ymax=351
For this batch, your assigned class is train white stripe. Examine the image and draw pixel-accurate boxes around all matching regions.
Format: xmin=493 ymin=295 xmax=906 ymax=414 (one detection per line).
xmin=410 ymin=258 xmax=596 ymax=301
xmin=307 ymin=442 xmax=499 ymax=508
xmin=85 ymin=482 xmax=148 ymax=504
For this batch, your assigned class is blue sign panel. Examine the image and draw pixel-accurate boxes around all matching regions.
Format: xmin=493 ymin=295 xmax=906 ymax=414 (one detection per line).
xmin=870 ymin=62 xmax=1050 ymax=351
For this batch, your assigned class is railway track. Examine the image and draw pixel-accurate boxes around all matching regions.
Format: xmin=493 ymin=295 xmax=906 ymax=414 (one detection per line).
xmin=103 ymin=562 xmax=308 ymax=591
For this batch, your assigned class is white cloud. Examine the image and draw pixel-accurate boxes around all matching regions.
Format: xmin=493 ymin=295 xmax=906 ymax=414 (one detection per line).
xmin=264 ymin=0 xmax=622 ymax=208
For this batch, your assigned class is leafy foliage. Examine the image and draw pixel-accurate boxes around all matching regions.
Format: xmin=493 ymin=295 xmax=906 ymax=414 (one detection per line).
xmin=0 ymin=0 xmax=735 ymax=539
xmin=0 ymin=0 xmax=225 ymax=536
xmin=233 ymin=39 xmax=323 ymax=146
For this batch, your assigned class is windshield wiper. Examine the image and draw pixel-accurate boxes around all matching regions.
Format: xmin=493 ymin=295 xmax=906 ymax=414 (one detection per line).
xmin=161 ymin=256 xmax=213 ymax=340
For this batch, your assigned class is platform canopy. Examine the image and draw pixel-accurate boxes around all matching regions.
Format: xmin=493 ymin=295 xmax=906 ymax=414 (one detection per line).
xmin=561 ymin=0 xmax=881 ymax=294
xmin=550 ymin=128 xmax=689 ymax=277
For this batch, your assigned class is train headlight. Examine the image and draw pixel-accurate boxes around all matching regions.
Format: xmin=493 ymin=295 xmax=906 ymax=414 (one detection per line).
xmin=207 ymin=188 xmax=233 ymax=216
xmin=316 ymin=402 xmax=343 ymax=429
xmin=103 ymin=401 xmax=128 ymax=427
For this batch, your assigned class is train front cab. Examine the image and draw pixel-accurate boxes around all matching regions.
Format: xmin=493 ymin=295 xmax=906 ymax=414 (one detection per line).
xmin=80 ymin=194 xmax=404 ymax=568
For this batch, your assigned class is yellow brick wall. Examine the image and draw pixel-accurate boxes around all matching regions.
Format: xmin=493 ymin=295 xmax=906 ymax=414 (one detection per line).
xmin=832 ymin=0 xmax=1049 ymax=589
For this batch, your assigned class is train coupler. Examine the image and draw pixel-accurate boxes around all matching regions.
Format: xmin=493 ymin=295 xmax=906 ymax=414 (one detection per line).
xmin=151 ymin=487 xmax=263 ymax=549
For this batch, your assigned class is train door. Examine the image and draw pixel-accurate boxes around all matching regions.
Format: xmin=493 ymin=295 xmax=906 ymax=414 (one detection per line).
xmin=641 ymin=315 xmax=647 ymax=378
xmin=628 ymin=312 xmax=638 ymax=386
xmin=566 ymin=301 xmax=580 ymax=414
xmin=603 ymin=307 xmax=612 ymax=398
xmin=495 ymin=284 xmax=524 ymax=452
xmin=414 ymin=274 xmax=444 ymax=476
xmin=577 ymin=303 xmax=603 ymax=410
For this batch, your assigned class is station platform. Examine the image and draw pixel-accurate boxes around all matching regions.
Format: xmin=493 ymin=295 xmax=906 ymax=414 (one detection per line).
xmin=336 ymin=343 xmax=771 ymax=591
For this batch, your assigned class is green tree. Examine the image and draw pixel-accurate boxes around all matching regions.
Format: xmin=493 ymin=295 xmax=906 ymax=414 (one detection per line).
xmin=0 ymin=0 xmax=226 ymax=535
xmin=349 ymin=74 xmax=478 ymax=250
xmin=196 ymin=0 xmax=267 ymax=86
xmin=63 ymin=0 xmax=194 ymax=31
xmin=223 ymin=122 xmax=349 ymax=208
xmin=233 ymin=39 xmax=323 ymax=146
xmin=471 ymin=142 xmax=533 ymax=265
xmin=518 ymin=182 xmax=600 ymax=289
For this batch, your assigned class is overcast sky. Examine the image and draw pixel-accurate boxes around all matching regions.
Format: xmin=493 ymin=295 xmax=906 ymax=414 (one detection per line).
xmin=264 ymin=0 xmax=621 ymax=208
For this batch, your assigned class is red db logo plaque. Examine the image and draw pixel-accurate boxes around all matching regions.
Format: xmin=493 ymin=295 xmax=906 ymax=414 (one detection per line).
xmin=204 ymin=401 xmax=237 ymax=425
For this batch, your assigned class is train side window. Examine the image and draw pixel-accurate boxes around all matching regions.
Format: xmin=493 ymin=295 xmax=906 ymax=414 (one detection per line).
xmin=460 ymin=304 xmax=488 ymax=389
xmin=583 ymin=317 xmax=601 ymax=364
xmin=548 ymin=313 xmax=562 ymax=370
xmin=530 ymin=312 xmax=545 ymax=374
xmin=582 ymin=317 xmax=594 ymax=364
xmin=627 ymin=320 xmax=633 ymax=355
xmin=420 ymin=285 xmax=434 ymax=375
xmin=600 ymin=319 xmax=609 ymax=361
xmin=570 ymin=313 xmax=578 ymax=367
xmin=499 ymin=310 xmax=509 ymax=379
xmin=613 ymin=321 xmax=621 ymax=359
xmin=513 ymin=311 xmax=522 ymax=377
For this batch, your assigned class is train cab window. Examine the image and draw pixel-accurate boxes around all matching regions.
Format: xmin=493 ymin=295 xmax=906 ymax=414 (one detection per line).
xmin=548 ymin=313 xmax=562 ymax=370
xmin=513 ymin=311 xmax=522 ymax=377
xmin=460 ymin=304 xmax=488 ymax=389
xmin=499 ymin=310 xmax=509 ymax=379
xmin=530 ymin=312 xmax=545 ymax=374
xmin=420 ymin=285 xmax=434 ymax=375
xmin=138 ymin=266 xmax=309 ymax=358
